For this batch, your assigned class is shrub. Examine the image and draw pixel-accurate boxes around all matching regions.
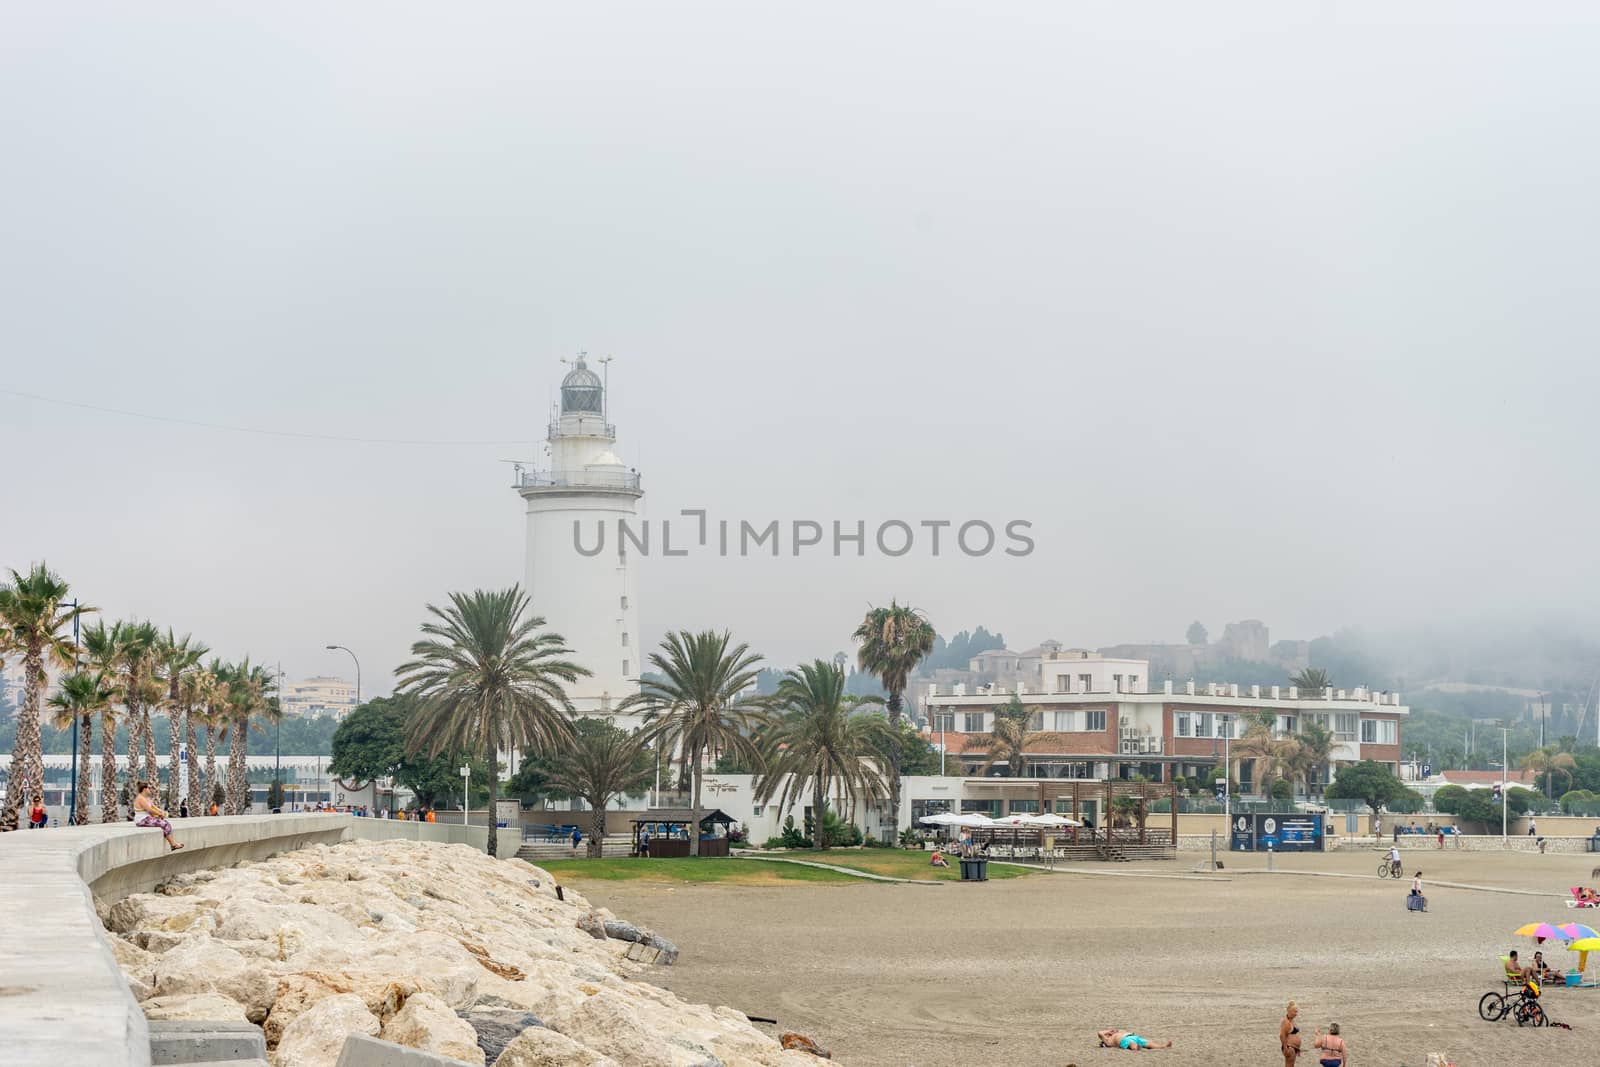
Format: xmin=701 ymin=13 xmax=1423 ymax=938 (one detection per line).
xmin=1433 ymin=784 xmax=1469 ymax=814
xmin=1271 ymin=779 xmax=1293 ymax=801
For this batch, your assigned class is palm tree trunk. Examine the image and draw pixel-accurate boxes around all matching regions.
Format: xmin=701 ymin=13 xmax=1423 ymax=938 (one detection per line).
xmin=486 ymin=752 xmax=499 ymax=858
xmin=166 ymin=703 xmax=182 ymax=811
xmin=142 ymin=708 xmax=158 ymax=788
xmin=2 ymin=651 xmax=45 ymax=831
xmin=101 ymin=711 xmax=120 ymax=823
xmin=75 ymin=711 xmax=92 ymax=825
xmin=203 ymin=722 xmax=218 ymax=813
xmin=813 ymin=768 xmax=827 ymax=851
xmin=126 ymin=691 xmax=142 ymax=792
xmin=689 ymin=744 xmax=703 ymax=857
xmin=185 ymin=712 xmax=199 ymax=811
xmin=226 ymin=719 xmax=247 ymax=814
xmin=590 ymin=802 xmax=606 ymax=859
xmin=885 ymin=689 xmax=903 ymax=848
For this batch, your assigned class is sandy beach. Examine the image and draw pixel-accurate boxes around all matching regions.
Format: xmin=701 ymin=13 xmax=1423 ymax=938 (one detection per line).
xmin=570 ymin=848 xmax=1600 ymax=1066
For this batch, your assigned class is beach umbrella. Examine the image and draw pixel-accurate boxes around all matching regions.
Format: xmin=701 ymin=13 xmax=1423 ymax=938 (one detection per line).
xmin=1513 ymin=922 xmax=1566 ymax=943
xmin=990 ymin=813 xmax=1037 ymax=826
xmin=918 ymin=812 xmax=964 ymax=826
xmin=1568 ymin=936 xmax=1600 ymax=972
xmin=1028 ymin=813 xmax=1082 ymax=827
xmin=1560 ymin=922 xmax=1599 ymax=942
xmin=949 ymin=813 xmax=994 ymax=827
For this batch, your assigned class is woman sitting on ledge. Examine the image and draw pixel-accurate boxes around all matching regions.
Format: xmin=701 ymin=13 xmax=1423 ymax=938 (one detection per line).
xmin=132 ymin=780 xmax=185 ymax=851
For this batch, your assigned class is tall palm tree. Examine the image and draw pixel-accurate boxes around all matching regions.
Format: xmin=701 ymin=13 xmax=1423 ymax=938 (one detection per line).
xmin=1290 ymin=667 xmax=1331 ymax=694
xmin=396 ymin=587 xmax=586 ymax=857
xmin=222 ymin=660 xmax=278 ymax=814
xmin=967 ymin=696 xmax=1067 ymax=779
xmin=1235 ymin=716 xmax=1299 ymax=799
xmin=47 ymin=670 xmax=111 ymax=825
xmin=81 ymin=620 xmax=127 ymax=822
xmin=179 ymin=667 xmax=210 ymax=811
xmin=109 ymin=621 xmax=161 ymax=787
xmin=543 ymin=719 xmax=655 ymax=857
xmin=0 ymin=564 xmax=95 ymax=831
xmin=156 ymin=630 xmax=209 ymax=809
xmin=1290 ymin=720 xmax=1337 ymax=797
xmin=623 ymin=629 xmax=766 ymax=857
xmin=198 ymin=662 xmax=229 ymax=813
xmin=853 ymin=601 xmax=935 ymax=845
xmin=1521 ymin=746 xmax=1578 ymax=800
xmin=755 ymin=660 xmax=890 ymax=851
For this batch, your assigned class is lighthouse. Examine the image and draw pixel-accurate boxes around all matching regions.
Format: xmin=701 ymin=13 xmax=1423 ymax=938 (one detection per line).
xmin=515 ymin=354 xmax=643 ymax=723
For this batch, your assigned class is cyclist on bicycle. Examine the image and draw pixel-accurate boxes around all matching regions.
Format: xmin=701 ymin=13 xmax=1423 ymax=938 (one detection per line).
xmin=1386 ymin=845 xmax=1403 ymax=876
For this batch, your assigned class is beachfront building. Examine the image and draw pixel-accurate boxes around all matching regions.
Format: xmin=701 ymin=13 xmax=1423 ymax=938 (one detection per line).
xmin=514 ymin=354 xmax=644 ymax=727
xmin=923 ymin=651 xmax=1407 ymax=794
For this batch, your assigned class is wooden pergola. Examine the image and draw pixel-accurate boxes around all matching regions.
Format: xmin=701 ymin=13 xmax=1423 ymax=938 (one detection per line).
xmin=631 ymin=808 xmax=737 ymax=858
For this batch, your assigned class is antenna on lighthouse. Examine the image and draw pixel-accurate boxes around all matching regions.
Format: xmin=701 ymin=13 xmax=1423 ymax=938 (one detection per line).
xmin=598 ymin=354 xmax=614 ymax=424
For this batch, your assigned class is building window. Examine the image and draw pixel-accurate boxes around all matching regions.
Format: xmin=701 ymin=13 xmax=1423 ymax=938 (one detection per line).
xmin=1085 ymin=710 xmax=1106 ymax=731
xmin=1360 ymin=719 xmax=1396 ymax=745
xmin=1112 ymin=673 xmax=1123 ymax=692
xmin=1360 ymin=719 xmax=1376 ymax=743
xmin=963 ymin=712 xmax=985 ymax=733
xmin=1027 ymin=712 xmax=1044 ymax=731
xmin=1277 ymin=715 xmax=1297 ymax=737
xmin=1335 ymin=713 xmax=1358 ymax=741
xmin=932 ymin=712 xmax=954 ymax=733
xmin=752 ymin=806 xmax=764 ymax=818
xmin=620 ymin=595 xmax=629 ymax=609
xmin=1196 ymin=712 xmax=1213 ymax=738
xmin=1054 ymin=710 xmax=1076 ymax=732
xmin=1056 ymin=674 xmax=1071 ymax=693
xmin=1078 ymin=673 xmax=1092 ymax=692
xmin=621 ymin=632 xmax=629 ymax=647
xmin=622 ymin=660 xmax=629 ymax=676
xmin=1175 ymin=713 xmax=1191 ymax=738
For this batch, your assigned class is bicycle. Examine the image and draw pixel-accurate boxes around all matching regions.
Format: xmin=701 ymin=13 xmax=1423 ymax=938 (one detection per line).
xmin=1378 ymin=859 xmax=1404 ymax=879
xmin=1479 ymin=983 xmax=1546 ymax=1026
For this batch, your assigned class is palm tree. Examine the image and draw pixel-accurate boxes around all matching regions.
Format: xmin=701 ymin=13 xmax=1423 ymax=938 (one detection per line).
xmin=623 ymin=630 xmax=766 ymax=857
xmin=156 ymin=630 xmax=209 ymax=809
xmin=396 ymin=587 xmax=586 ymax=857
xmin=967 ymin=695 xmax=1067 ymax=779
xmin=197 ymin=662 xmax=229 ymax=813
xmin=178 ymin=667 xmax=210 ymax=811
xmin=1291 ymin=720 xmax=1338 ymax=797
xmin=1521 ymin=746 xmax=1578 ymax=800
xmin=755 ymin=660 xmax=890 ymax=851
xmin=109 ymin=621 xmax=161 ymax=787
xmin=1290 ymin=667 xmax=1331 ymax=694
xmin=222 ymin=660 xmax=274 ymax=814
xmin=47 ymin=670 xmax=112 ymax=825
xmin=852 ymin=601 xmax=936 ymax=846
xmin=81 ymin=620 xmax=127 ymax=822
xmin=543 ymin=719 xmax=655 ymax=857
xmin=1234 ymin=716 xmax=1299 ymax=799
xmin=0 ymin=564 xmax=95 ymax=830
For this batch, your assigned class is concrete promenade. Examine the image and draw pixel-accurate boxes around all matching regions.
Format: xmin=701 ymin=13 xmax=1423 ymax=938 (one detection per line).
xmin=0 ymin=814 xmax=507 ymax=1067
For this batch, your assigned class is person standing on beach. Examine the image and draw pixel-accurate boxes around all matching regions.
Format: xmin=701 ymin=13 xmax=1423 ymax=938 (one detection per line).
xmin=1279 ymin=1001 xmax=1301 ymax=1066
xmin=1311 ymin=1023 xmax=1346 ymax=1067
xmin=1528 ymin=818 xmax=1537 ymax=836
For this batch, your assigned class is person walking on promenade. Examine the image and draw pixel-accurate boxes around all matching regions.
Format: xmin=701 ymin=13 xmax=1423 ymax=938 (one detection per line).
xmin=27 ymin=794 xmax=47 ymax=829
xmin=133 ymin=781 xmax=185 ymax=851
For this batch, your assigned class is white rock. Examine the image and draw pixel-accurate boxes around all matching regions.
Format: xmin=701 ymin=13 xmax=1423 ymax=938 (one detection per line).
xmin=140 ymin=992 xmax=250 ymax=1022
xmin=380 ymin=991 xmax=485 ymax=1066
xmin=493 ymin=1027 xmax=621 ymax=1067
xmin=273 ymin=992 xmax=379 ymax=1067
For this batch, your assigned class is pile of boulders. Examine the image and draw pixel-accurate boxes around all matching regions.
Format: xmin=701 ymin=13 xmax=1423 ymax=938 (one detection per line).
xmin=101 ymin=838 xmax=831 ymax=1066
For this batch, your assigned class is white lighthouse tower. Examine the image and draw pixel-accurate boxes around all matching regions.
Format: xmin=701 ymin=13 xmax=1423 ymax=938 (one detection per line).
xmin=515 ymin=354 xmax=643 ymax=724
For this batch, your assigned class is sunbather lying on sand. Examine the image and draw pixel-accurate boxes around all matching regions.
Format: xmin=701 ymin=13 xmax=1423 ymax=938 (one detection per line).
xmin=1097 ymin=1029 xmax=1172 ymax=1050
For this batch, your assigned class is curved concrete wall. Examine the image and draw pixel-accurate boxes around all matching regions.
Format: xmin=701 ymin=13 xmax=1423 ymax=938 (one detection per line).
xmin=0 ymin=814 xmax=499 ymax=1067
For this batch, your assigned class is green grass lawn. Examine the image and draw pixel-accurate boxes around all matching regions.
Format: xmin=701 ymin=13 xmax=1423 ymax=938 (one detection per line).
xmin=529 ymin=857 xmax=866 ymax=885
xmin=530 ymin=850 xmax=1033 ymax=885
xmin=753 ymin=849 xmax=1034 ymax=882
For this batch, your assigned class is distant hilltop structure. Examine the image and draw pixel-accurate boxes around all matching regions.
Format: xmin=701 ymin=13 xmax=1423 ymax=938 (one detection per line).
xmin=279 ymin=676 xmax=357 ymax=720
xmin=514 ymin=353 xmax=643 ymax=724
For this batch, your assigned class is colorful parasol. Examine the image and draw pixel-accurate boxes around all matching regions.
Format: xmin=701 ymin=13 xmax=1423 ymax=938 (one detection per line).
xmin=1513 ymin=922 xmax=1566 ymax=943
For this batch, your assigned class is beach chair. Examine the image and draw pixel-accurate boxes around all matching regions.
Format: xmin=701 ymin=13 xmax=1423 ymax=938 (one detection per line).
xmin=1501 ymin=956 xmax=1528 ymax=994
xmin=1566 ymin=887 xmax=1600 ymax=909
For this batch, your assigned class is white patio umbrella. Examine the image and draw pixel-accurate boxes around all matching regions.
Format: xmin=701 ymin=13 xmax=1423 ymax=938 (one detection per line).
xmin=1026 ymin=813 xmax=1082 ymax=828
xmin=990 ymin=813 xmax=1037 ymax=827
xmin=948 ymin=813 xmax=995 ymax=827
xmin=918 ymin=812 xmax=966 ymax=826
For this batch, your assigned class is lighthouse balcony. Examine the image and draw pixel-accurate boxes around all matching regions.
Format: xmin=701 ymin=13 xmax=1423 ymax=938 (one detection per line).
xmin=548 ymin=416 xmax=616 ymax=441
xmin=516 ymin=468 xmax=642 ymax=492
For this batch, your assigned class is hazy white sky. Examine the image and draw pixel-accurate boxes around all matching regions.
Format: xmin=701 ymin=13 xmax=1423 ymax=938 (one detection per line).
xmin=3 ymin=4 xmax=1598 ymax=693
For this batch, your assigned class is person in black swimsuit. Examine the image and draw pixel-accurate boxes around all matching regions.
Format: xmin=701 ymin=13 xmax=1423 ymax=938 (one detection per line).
xmin=1280 ymin=1001 xmax=1301 ymax=1066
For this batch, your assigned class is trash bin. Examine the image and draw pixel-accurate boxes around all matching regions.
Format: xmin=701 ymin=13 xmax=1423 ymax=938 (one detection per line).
xmin=1589 ymin=835 xmax=1600 ymax=854
xmin=959 ymin=858 xmax=989 ymax=882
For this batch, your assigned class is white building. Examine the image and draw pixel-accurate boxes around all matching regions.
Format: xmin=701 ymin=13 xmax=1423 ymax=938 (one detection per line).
xmin=516 ymin=355 xmax=643 ymax=725
xmin=279 ymin=676 xmax=357 ymax=720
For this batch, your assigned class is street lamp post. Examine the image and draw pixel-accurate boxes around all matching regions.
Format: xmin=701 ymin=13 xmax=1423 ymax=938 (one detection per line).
xmin=461 ymin=764 xmax=471 ymax=826
xmin=324 ymin=645 xmax=361 ymax=707
xmin=65 ymin=599 xmax=81 ymax=824
xmin=1502 ymin=727 xmax=1509 ymax=845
